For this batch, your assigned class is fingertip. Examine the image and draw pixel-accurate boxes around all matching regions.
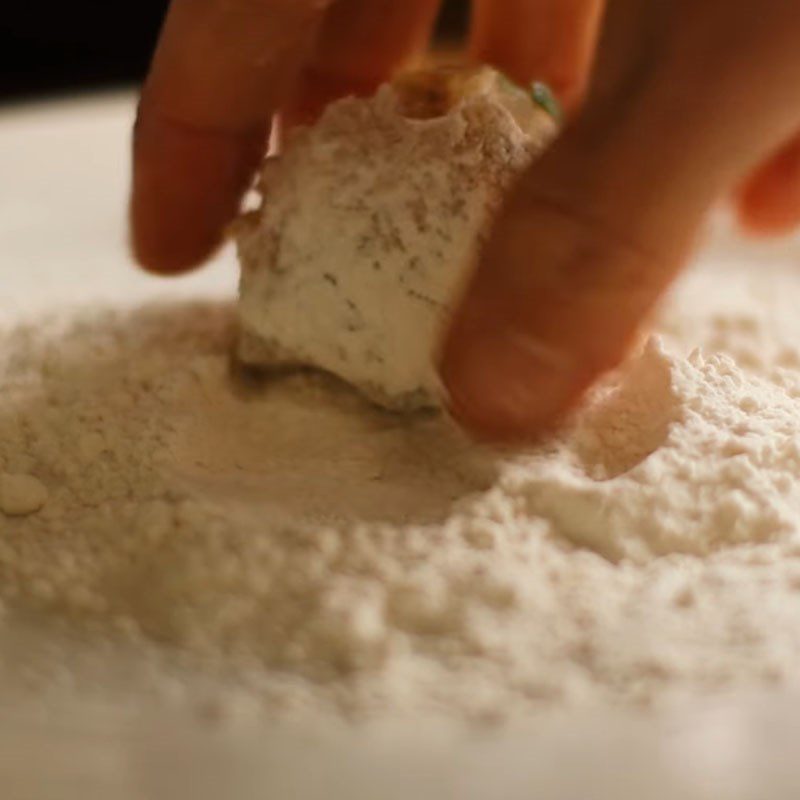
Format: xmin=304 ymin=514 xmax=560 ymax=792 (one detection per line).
xmin=735 ymin=200 xmax=800 ymax=239
xmin=736 ymin=136 xmax=800 ymax=236
xmin=130 ymin=176 xmax=220 ymax=276
xmin=130 ymin=111 xmax=266 ymax=274
xmin=736 ymin=179 xmax=800 ymax=237
xmin=129 ymin=210 xmax=220 ymax=275
xmin=469 ymin=0 xmax=602 ymax=117
xmin=439 ymin=295 xmax=582 ymax=443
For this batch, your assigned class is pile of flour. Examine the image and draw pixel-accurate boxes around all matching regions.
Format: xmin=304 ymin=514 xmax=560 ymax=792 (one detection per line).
xmin=3 ymin=243 xmax=800 ymax=720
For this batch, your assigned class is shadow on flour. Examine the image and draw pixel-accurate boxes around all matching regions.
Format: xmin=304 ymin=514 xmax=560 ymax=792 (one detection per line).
xmin=2 ymin=301 xmax=496 ymax=529
xmin=176 ymin=326 xmax=498 ymax=528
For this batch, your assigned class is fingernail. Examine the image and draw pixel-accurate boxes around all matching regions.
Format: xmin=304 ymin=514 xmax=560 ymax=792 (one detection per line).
xmin=440 ymin=322 xmax=576 ymax=442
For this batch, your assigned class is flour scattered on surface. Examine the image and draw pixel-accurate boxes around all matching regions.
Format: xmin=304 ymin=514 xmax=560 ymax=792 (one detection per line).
xmin=3 ymin=252 xmax=800 ymax=720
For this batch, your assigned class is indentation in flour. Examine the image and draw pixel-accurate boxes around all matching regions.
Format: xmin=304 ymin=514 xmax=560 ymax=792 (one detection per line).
xmin=171 ymin=366 xmax=496 ymax=528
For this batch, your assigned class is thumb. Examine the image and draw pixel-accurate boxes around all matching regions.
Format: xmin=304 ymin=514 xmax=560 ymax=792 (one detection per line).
xmin=440 ymin=0 xmax=800 ymax=442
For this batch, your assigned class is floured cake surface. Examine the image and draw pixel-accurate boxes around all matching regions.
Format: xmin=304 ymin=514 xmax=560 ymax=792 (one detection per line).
xmin=235 ymin=66 xmax=556 ymax=409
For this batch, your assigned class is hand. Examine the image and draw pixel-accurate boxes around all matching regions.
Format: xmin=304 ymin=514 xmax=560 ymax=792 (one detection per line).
xmin=441 ymin=0 xmax=800 ymax=441
xmin=131 ymin=0 xmax=599 ymax=270
xmin=132 ymin=1 xmax=800 ymax=443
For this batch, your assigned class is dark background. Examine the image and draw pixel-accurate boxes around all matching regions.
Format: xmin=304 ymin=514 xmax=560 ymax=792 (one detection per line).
xmin=0 ymin=1 xmax=469 ymax=104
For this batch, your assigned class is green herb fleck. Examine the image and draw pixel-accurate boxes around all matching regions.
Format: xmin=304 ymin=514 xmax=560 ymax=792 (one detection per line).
xmin=530 ymin=81 xmax=563 ymax=122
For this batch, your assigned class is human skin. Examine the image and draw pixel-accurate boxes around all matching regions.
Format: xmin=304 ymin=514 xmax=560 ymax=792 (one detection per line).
xmin=131 ymin=0 xmax=800 ymax=442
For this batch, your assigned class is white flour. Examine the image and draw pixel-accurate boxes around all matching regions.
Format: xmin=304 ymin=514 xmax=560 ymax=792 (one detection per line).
xmin=3 ymin=242 xmax=800 ymax=721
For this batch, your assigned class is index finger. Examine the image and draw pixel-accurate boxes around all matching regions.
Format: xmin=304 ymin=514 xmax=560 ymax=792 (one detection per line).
xmin=131 ymin=0 xmax=330 ymax=273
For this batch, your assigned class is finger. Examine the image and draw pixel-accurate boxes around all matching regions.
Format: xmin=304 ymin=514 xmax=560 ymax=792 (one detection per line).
xmin=438 ymin=166 xmax=684 ymax=443
xmin=469 ymin=0 xmax=604 ymax=112
xmin=131 ymin=0 xmax=330 ymax=273
xmin=736 ymin=134 xmax=800 ymax=235
xmin=440 ymin=0 xmax=800 ymax=442
xmin=285 ymin=0 xmax=441 ymax=128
